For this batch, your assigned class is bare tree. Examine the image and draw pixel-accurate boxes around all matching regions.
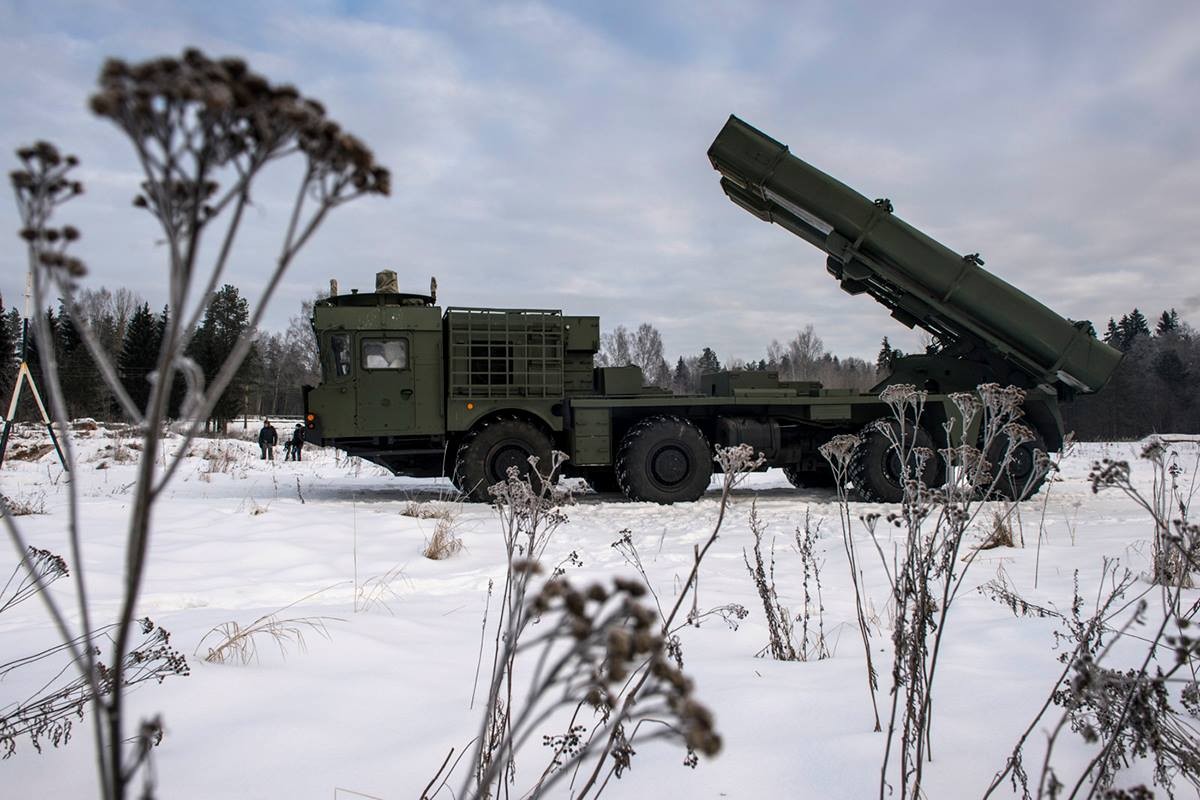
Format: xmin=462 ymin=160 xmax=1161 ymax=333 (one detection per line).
xmin=286 ymin=295 xmax=321 ymax=384
xmin=785 ymin=324 xmax=825 ymax=380
xmin=596 ymin=322 xmax=671 ymax=388
xmin=595 ymin=324 xmax=632 ymax=368
xmin=765 ymin=338 xmax=785 ymax=370
xmin=630 ymin=322 xmax=670 ymax=387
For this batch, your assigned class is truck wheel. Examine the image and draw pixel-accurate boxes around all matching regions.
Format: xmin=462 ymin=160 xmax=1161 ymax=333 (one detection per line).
xmin=583 ymin=468 xmax=625 ymax=496
xmin=616 ymin=416 xmax=713 ymax=504
xmin=453 ymin=417 xmax=553 ymax=502
xmin=848 ymin=420 xmax=937 ymax=503
xmin=986 ymin=430 xmax=1048 ymax=500
xmin=782 ymin=465 xmax=837 ymax=490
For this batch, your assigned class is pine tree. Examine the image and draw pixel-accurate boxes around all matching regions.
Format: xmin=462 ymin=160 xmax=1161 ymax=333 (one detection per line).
xmin=157 ymin=305 xmax=185 ymax=418
xmin=779 ymin=353 xmax=792 ymax=379
xmin=876 ymin=337 xmax=893 ymax=371
xmin=1156 ymin=309 xmax=1181 ymax=336
xmin=120 ymin=303 xmax=160 ymax=414
xmin=1103 ymin=318 xmax=1123 ymax=350
xmin=0 ymin=297 xmax=16 ymax=405
xmin=696 ymin=347 xmax=721 ymax=374
xmin=671 ymin=356 xmax=690 ymax=395
xmin=56 ymin=303 xmax=104 ymax=419
xmin=25 ymin=307 xmax=58 ymax=383
xmin=1119 ymin=308 xmax=1150 ymax=347
xmin=188 ymin=285 xmax=252 ymax=430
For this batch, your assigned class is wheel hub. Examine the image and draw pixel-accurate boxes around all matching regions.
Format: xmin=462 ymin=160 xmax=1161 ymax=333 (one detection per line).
xmin=650 ymin=445 xmax=689 ymax=487
xmin=490 ymin=442 xmax=530 ymax=482
xmin=1008 ymin=443 xmax=1033 ymax=478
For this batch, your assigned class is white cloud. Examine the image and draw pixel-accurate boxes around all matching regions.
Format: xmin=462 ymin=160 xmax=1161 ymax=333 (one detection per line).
xmin=1 ymin=0 xmax=1197 ymax=366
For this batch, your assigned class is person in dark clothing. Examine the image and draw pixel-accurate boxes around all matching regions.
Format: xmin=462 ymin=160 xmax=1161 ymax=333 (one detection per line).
xmin=258 ymin=420 xmax=278 ymax=460
xmin=287 ymin=424 xmax=305 ymax=462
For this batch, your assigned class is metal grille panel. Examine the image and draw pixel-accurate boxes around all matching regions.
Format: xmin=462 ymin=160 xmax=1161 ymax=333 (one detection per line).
xmin=446 ymin=309 xmax=564 ymax=399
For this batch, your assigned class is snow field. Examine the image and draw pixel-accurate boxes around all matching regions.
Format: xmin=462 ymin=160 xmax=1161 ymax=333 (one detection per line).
xmin=1 ymin=425 xmax=1197 ymax=798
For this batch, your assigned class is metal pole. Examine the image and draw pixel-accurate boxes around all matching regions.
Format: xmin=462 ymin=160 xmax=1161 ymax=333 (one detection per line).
xmin=0 ymin=279 xmax=69 ymax=471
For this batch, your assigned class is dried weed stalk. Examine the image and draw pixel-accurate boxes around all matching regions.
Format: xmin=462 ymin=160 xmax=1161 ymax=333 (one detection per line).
xmin=795 ymin=510 xmax=830 ymax=661
xmin=869 ymin=383 xmax=1047 ymax=799
xmin=0 ymin=491 xmax=46 ymax=517
xmin=3 ymin=49 xmax=386 ymax=799
xmin=742 ymin=499 xmax=799 ymax=661
xmin=1090 ymin=438 xmax=1198 ymax=590
xmin=197 ymin=590 xmax=341 ymax=665
xmin=820 ymin=431 xmax=881 ymax=730
xmin=423 ymin=517 xmax=465 ymax=561
xmin=2 ymin=550 xmax=186 ymax=760
xmin=984 ymin=447 xmax=1200 ymax=799
xmin=425 ymin=445 xmax=761 ymax=800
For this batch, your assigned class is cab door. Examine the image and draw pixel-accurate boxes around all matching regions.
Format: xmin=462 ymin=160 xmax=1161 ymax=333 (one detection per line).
xmin=307 ymin=330 xmax=356 ymax=439
xmin=355 ymin=332 xmax=415 ymax=434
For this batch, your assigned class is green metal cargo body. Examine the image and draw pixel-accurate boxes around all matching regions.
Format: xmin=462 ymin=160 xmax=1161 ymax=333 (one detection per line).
xmin=304 ymin=286 xmax=905 ymax=501
xmin=302 ymin=118 xmax=1120 ymax=503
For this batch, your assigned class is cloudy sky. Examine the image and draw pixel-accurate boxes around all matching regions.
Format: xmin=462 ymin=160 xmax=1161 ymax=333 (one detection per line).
xmin=1 ymin=0 xmax=1198 ymax=363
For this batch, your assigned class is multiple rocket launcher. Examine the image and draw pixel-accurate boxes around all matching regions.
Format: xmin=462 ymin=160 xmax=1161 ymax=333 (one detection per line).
xmin=706 ymin=116 xmax=1122 ymax=396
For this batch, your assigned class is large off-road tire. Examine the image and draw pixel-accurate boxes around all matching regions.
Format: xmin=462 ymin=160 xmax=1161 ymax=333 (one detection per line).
xmin=616 ymin=416 xmax=712 ymax=504
xmin=782 ymin=465 xmax=837 ymax=490
xmin=583 ymin=467 xmax=625 ymax=496
xmin=985 ymin=429 xmax=1048 ymax=501
xmin=453 ymin=416 xmax=554 ymax=502
xmin=848 ymin=421 xmax=938 ymax=503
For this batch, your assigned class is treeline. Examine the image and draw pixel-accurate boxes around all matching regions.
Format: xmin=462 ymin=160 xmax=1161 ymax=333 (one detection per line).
xmin=0 ymin=285 xmax=318 ymax=430
xmin=4 ymin=291 xmax=1194 ymax=440
xmin=596 ymin=322 xmax=879 ymax=394
xmin=1062 ymin=308 xmax=1198 ymax=439
xmin=601 ymin=308 xmax=1199 ymax=440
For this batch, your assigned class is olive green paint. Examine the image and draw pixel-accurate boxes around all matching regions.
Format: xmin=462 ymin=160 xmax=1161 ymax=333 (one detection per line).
xmin=303 ymin=118 xmax=1113 ymax=487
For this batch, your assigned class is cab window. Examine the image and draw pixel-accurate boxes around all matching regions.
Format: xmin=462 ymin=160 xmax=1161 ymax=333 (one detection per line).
xmin=362 ymin=338 xmax=408 ymax=370
xmin=330 ymin=333 xmax=352 ymax=378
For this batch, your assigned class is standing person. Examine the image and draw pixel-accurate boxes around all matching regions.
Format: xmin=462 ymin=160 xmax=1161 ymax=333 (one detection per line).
xmin=290 ymin=423 xmax=306 ymax=462
xmin=258 ymin=419 xmax=277 ymax=460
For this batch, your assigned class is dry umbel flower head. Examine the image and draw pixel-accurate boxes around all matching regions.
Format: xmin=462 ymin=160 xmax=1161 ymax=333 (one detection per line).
xmin=10 ymin=140 xmax=88 ymax=283
xmin=90 ymin=48 xmax=390 ymax=207
xmin=522 ymin=573 xmax=722 ymax=758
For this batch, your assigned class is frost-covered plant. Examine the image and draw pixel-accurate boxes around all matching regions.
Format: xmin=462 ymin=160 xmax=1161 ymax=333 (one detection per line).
xmin=820 ymin=431 xmax=881 ymax=729
xmin=0 ymin=491 xmax=46 ymax=517
xmin=0 ymin=547 xmax=68 ymax=617
xmin=985 ymin=446 xmax=1200 ymax=799
xmin=1 ymin=549 xmax=187 ymax=760
xmin=2 ymin=49 xmax=386 ymax=800
xmin=742 ymin=499 xmax=799 ymax=661
xmin=872 ymin=384 xmax=1047 ymax=799
xmin=425 ymin=445 xmax=760 ymax=800
xmin=739 ymin=503 xmax=827 ymax=662
xmin=795 ymin=509 xmax=830 ymax=661
xmin=467 ymin=451 xmax=573 ymax=797
xmin=1089 ymin=437 xmax=1198 ymax=589
xmin=818 ymin=383 xmax=1049 ymax=798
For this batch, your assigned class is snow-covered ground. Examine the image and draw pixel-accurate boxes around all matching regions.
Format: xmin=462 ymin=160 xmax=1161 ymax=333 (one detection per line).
xmin=2 ymin=424 xmax=1197 ymax=798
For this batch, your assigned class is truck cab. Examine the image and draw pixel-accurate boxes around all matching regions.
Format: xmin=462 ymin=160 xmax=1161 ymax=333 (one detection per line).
xmin=304 ymin=285 xmax=449 ymax=475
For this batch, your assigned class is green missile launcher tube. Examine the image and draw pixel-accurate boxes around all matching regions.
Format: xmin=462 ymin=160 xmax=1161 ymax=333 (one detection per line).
xmin=707 ymin=115 xmax=1121 ymax=395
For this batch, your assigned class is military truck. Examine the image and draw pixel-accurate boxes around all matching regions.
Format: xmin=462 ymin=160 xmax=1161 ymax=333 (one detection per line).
xmin=302 ymin=116 xmax=1121 ymax=504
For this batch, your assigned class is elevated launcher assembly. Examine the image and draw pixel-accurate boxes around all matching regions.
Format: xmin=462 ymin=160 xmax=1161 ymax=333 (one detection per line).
xmin=707 ymin=115 xmax=1121 ymax=398
xmin=303 ymin=116 xmax=1122 ymax=505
